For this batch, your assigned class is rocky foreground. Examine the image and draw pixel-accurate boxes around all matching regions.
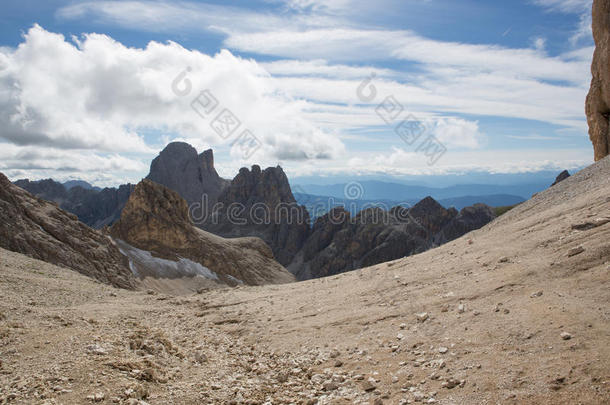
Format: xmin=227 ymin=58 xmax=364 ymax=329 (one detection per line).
xmin=0 ymin=157 xmax=609 ymax=405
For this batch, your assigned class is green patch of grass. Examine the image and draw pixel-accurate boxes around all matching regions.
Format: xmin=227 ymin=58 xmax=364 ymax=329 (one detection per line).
xmin=494 ymin=204 xmax=519 ymax=217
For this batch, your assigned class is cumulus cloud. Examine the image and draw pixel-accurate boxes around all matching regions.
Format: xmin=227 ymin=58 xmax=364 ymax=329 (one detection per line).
xmin=0 ymin=25 xmax=344 ymax=167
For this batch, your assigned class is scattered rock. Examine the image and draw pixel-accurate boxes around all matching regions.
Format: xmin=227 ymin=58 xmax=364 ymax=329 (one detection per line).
xmin=323 ymin=381 xmax=339 ymax=391
xmin=530 ymin=291 xmax=543 ymax=298
xmin=85 ymin=344 xmax=107 ymax=356
xmin=416 ymin=312 xmax=429 ymax=322
xmin=457 ymin=304 xmax=465 ymax=314
xmin=561 ymin=332 xmax=572 ymax=340
xmin=567 ymin=246 xmax=585 ymax=257
xmin=362 ymin=380 xmax=377 ymax=392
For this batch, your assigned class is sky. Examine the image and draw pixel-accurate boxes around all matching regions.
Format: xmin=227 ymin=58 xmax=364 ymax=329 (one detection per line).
xmin=0 ymin=0 xmax=597 ymax=186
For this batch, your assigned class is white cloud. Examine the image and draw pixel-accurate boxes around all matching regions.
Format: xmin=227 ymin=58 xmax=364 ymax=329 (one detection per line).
xmin=532 ymin=0 xmax=593 ymax=44
xmin=0 ymin=25 xmax=344 ymax=167
xmin=0 ymin=143 xmax=148 ymax=186
xmin=280 ymin=147 xmax=593 ymax=178
xmin=532 ymin=0 xmax=592 ymax=13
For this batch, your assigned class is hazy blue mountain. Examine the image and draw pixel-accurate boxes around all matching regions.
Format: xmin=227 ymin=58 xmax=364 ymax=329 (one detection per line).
xmin=294 ymin=192 xmax=525 ymax=220
xmin=290 ymin=169 xmax=582 ymax=188
xmin=63 ymin=180 xmax=101 ymax=192
xmin=294 ymin=181 xmax=547 ymax=202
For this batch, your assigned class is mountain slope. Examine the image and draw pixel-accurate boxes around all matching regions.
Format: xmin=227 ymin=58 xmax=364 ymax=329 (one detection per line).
xmin=0 ymin=173 xmax=135 ymax=289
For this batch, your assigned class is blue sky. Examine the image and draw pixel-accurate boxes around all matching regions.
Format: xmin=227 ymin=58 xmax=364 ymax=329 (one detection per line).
xmin=0 ymin=0 xmax=596 ymax=186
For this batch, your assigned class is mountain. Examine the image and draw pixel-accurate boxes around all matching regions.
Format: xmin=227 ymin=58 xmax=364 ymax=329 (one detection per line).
xmin=63 ymin=180 xmax=101 ymax=191
xmin=586 ymin=0 xmax=610 ymax=161
xmin=551 ymin=170 xmax=571 ymax=187
xmin=62 ymin=184 xmax=135 ymax=228
xmin=0 ymin=172 xmax=135 ymax=289
xmin=288 ymin=196 xmax=496 ymax=280
xmin=204 ymin=165 xmax=311 ymax=266
xmin=295 ymin=181 xmax=548 ymax=202
xmin=14 ymin=178 xmax=134 ymax=229
xmin=294 ymin=192 xmax=525 ymax=219
xmin=146 ymin=142 xmax=229 ymax=212
xmin=109 ymin=179 xmax=294 ymax=286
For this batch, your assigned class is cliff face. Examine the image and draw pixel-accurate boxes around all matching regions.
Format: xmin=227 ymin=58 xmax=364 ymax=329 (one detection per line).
xmin=586 ymin=0 xmax=610 ymax=161
xmin=205 ymin=165 xmax=311 ymax=266
xmin=0 ymin=173 xmax=135 ymax=289
xmin=109 ymin=179 xmax=294 ymax=286
xmin=146 ymin=142 xmax=229 ymax=210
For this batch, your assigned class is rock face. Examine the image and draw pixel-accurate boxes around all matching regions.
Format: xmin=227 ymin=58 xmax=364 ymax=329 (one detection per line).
xmin=586 ymin=0 xmax=610 ymax=161
xmin=205 ymin=165 xmax=310 ymax=266
xmin=0 ymin=172 xmax=135 ymax=289
xmin=146 ymin=142 xmax=229 ymax=211
xmin=109 ymin=179 xmax=294 ymax=286
xmin=551 ymin=170 xmax=571 ymax=187
xmin=14 ymin=178 xmax=134 ymax=229
xmin=289 ymin=197 xmax=496 ymax=280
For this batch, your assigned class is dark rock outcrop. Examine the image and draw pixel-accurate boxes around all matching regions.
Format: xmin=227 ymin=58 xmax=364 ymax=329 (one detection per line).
xmin=289 ymin=197 xmax=495 ymax=280
xmin=109 ymin=179 xmax=294 ymax=286
xmin=551 ymin=170 xmax=571 ymax=187
xmin=0 ymin=172 xmax=135 ymax=289
xmin=14 ymin=178 xmax=134 ymax=229
xmin=14 ymin=178 xmax=68 ymax=203
xmin=586 ymin=0 xmax=610 ymax=161
xmin=205 ymin=165 xmax=310 ymax=266
xmin=146 ymin=142 xmax=229 ymax=211
xmin=433 ymin=203 xmax=497 ymax=245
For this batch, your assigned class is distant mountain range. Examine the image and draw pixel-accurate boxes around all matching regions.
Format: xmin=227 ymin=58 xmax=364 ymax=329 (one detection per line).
xmin=13 ymin=142 xmax=569 ymax=282
xmin=293 ymin=180 xmax=548 ymax=202
xmin=294 ymin=192 xmax=525 ymax=220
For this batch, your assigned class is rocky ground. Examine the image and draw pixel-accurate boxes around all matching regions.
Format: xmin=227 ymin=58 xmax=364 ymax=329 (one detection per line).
xmin=0 ymin=157 xmax=609 ymax=404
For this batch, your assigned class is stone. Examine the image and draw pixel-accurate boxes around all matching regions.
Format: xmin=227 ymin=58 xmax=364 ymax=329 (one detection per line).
xmin=442 ymin=378 xmax=461 ymax=389
xmin=194 ymin=352 xmax=208 ymax=363
xmin=560 ymin=332 xmax=572 ymax=340
xmin=457 ymin=304 xmax=465 ymax=313
xmin=323 ymin=381 xmax=339 ymax=391
xmin=85 ymin=344 xmax=107 ymax=356
xmin=530 ymin=291 xmax=543 ymax=298
xmin=438 ymin=347 xmax=448 ymax=354
xmin=362 ymin=381 xmax=377 ymax=392
xmin=567 ymin=246 xmax=585 ymax=257
xmin=416 ymin=313 xmax=429 ymax=323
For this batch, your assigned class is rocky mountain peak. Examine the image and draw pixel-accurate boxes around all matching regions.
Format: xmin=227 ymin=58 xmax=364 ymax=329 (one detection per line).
xmin=551 ymin=170 xmax=571 ymax=187
xmin=146 ymin=142 xmax=228 ymax=210
xmin=206 ymin=164 xmax=310 ymax=266
xmin=109 ymin=179 xmax=294 ymax=286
